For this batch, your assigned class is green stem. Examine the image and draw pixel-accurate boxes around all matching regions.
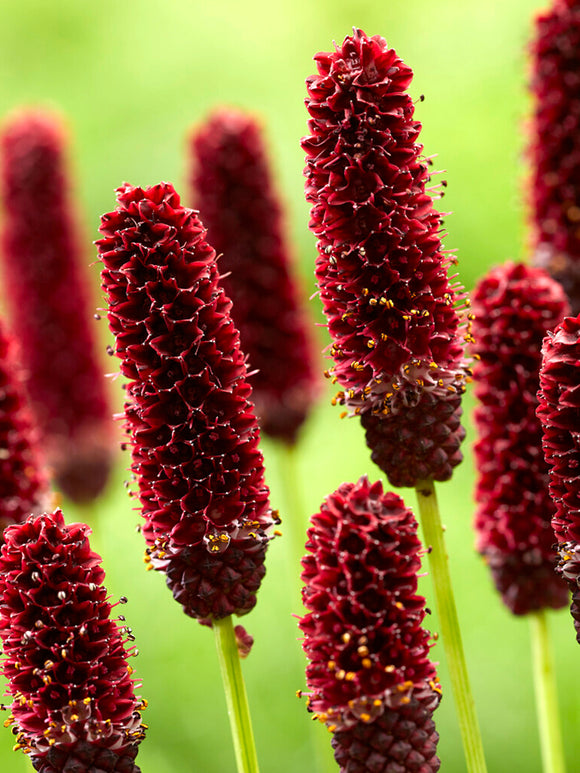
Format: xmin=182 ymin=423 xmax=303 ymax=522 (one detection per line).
xmin=277 ymin=441 xmax=308 ymax=572
xmin=530 ymin=610 xmax=566 ymax=773
xmin=415 ymin=478 xmax=487 ymax=773
xmin=213 ymin=616 xmax=260 ymax=773
xmin=277 ymin=443 xmax=335 ymax=773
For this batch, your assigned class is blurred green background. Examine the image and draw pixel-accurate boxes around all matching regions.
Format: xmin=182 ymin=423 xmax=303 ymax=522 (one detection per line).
xmin=0 ymin=0 xmax=578 ymax=771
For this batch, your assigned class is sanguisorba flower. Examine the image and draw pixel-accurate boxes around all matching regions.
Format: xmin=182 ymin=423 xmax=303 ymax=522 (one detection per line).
xmin=0 ymin=509 xmax=146 ymax=772
xmin=302 ymin=29 xmax=470 ymax=488
xmin=190 ymin=108 xmax=319 ymax=445
xmin=299 ymin=476 xmax=441 ymax=771
xmin=537 ymin=314 xmax=580 ymax=640
xmin=0 ymin=109 xmax=113 ymax=503
xmin=471 ymin=262 xmax=569 ymax=615
xmin=98 ymin=182 xmax=276 ymax=622
xmin=529 ymin=0 xmax=580 ymax=313
xmin=0 ymin=320 xmax=50 ymax=537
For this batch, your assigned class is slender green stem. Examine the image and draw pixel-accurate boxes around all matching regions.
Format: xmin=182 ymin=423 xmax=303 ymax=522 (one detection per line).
xmin=530 ymin=610 xmax=566 ymax=773
xmin=415 ymin=478 xmax=487 ymax=773
xmin=277 ymin=441 xmax=308 ymax=572
xmin=276 ymin=443 xmax=336 ymax=773
xmin=213 ymin=616 xmax=260 ymax=773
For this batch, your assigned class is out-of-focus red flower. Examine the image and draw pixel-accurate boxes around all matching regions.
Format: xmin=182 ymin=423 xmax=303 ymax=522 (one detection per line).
xmin=0 ymin=320 xmax=50 ymax=538
xmin=529 ymin=0 xmax=580 ymax=313
xmin=98 ymin=182 xmax=277 ymax=622
xmin=472 ymin=262 xmax=569 ymax=615
xmin=190 ymin=108 xmax=319 ymax=444
xmin=302 ymin=28 xmax=469 ymax=487
xmin=0 ymin=509 xmax=146 ymax=772
xmin=538 ymin=314 xmax=580 ymax=640
xmin=0 ymin=109 xmax=113 ymax=503
xmin=299 ymin=476 xmax=440 ymax=771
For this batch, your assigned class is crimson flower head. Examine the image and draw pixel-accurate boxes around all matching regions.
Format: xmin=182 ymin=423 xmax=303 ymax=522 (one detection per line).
xmin=299 ymin=476 xmax=440 ymax=771
xmin=0 ymin=509 xmax=146 ymax=772
xmin=190 ymin=107 xmax=319 ymax=444
xmin=302 ymin=29 xmax=469 ymax=487
xmin=0 ymin=320 xmax=50 ymax=537
xmin=471 ymin=262 xmax=569 ymax=615
xmin=98 ymin=182 xmax=276 ymax=622
xmin=537 ymin=314 xmax=580 ymax=640
xmin=529 ymin=0 xmax=580 ymax=313
xmin=0 ymin=109 xmax=113 ymax=503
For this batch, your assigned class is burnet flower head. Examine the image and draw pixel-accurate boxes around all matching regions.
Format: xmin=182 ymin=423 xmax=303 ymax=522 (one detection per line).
xmin=98 ymin=182 xmax=277 ymax=622
xmin=302 ymin=28 xmax=470 ymax=487
xmin=0 ymin=320 xmax=50 ymax=537
xmin=299 ymin=476 xmax=441 ymax=771
xmin=190 ymin=107 xmax=319 ymax=445
xmin=0 ymin=510 xmax=146 ymax=772
xmin=529 ymin=0 xmax=580 ymax=313
xmin=537 ymin=314 xmax=580 ymax=640
xmin=0 ymin=109 xmax=113 ymax=503
xmin=471 ymin=262 xmax=569 ymax=615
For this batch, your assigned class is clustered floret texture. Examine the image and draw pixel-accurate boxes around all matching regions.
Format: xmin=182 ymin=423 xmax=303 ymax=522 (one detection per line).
xmin=529 ymin=0 xmax=580 ymax=314
xmin=299 ymin=476 xmax=440 ymax=771
xmin=190 ymin=107 xmax=319 ymax=445
xmin=0 ymin=510 xmax=146 ymax=772
xmin=0 ymin=109 xmax=113 ymax=503
xmin=471 ymin=262 xmax=569 ymax=615
xmin=0 ymin=321 xmax=49 ymax=538
xmin=538 ymin=314 xmax=580 ymax=640
xmin=302 ymin=28 xmax=469 ymax=488
xmin=98 ymin=182 xmax=276 ymax=621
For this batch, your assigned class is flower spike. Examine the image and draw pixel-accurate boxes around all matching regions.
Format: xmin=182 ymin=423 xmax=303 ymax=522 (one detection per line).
xmin=98 ymin=182 xmax=276 ymax=622
xmin=529 ymin=0 xmax=580 ymax=313
xmin=299 ymin=476 xmax=441 ymax=771
xmin=0 ymin=109 xmax=113 ymax=502
xmin=190 ymin=107 xmax=319 ymax=444
xmin=0 ymin=320 xmax=50 ymax=538
xmin=538 ymin=313 xmax=580 ymax=640
xmin=302 ymin=28 xmax=469 ymax=487
xmin=471 ymin=262 xmax=569 ymax=615
xmin=0 ymin=510 xmax=146 ymax=772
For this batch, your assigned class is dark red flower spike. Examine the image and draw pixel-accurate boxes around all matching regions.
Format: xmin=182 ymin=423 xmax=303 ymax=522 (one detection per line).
xmin=529 ymin=0 xmax=580 ymax=313
xmin=98 ymin=182 xmax=277 ymax=622
xmin=538 ymin=314 xmax=580 ymax=640
xmin=190 ymin=107 xmax=319 ymax=444
xmin=0 ymin=509 xmax=146 ymax=772
xmin=302 ymin=28 xmax=470 ymax=487
xmin=299 ymin=476 xmax=440 ymax=771
xmin=0 ymin=320 xmax=50 ymax=538
xmin=471 ymin=262 xmax=569 ymax=615
xmin=0 ymin=109 xmax=113 ymax=503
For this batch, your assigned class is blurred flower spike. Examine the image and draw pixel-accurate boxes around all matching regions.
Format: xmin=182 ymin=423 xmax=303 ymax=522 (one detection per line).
xmin=98 ymin=182 xmax=277 ymax=622
xmin=472 ymin=262 xmax=569 ymax=615
xmin=299 ymin=476 xmax=441 ymax=771
xmin=0 ymin=510 xmax=146 ymax=772
xmin=190 ymin=107 xmax=319 ymax=445
xmin=0 ymin=109 xmax=113 ymax=503
xmin=538 ymin=314 xmax=580 ymax=641
xmin=302 ymin=28 xmax=470 ymax=487
xmin=529 ymin=0 xmax=580 ymax=313
xmin=0 ymin=320 xmax=50 ymax=538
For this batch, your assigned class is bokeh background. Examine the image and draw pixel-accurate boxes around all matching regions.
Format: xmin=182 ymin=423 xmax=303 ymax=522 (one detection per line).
xmin=0 ymin=0 xmax=577 ymax=771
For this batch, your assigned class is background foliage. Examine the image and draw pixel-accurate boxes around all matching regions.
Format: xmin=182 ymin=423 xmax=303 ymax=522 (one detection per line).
xmin=0 ymin=0 xmax=577 ymax=771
